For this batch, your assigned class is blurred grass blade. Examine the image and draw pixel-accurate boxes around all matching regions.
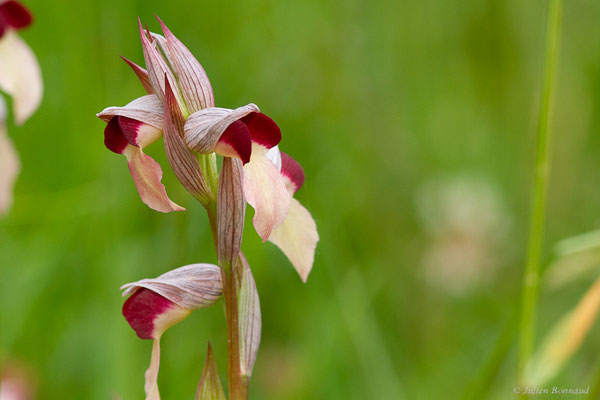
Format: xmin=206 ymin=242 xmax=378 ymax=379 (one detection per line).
xmin=517 ymin=0 xmax=563 ymax=382
xmin=196 ymin=343 xmax=226 ymax=400
xmin=554 ymin=229 xmax=600 ymax=257
xmin=525 ymin=277 xmax=600 ymax=386
xmin=545 ymin=229 xmax=600 ymax=288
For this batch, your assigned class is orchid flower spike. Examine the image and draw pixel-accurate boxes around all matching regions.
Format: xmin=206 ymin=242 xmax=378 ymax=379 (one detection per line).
xmin=99 ymin=17 xmax=291 ymax=241
xmin=0 ymin=0 xmax=42 ymax=215
xmin=266 ymin=147 xmax=319 ymax=282
xmin=96 ymin=17 xmax=219 ymax=213
xmin=120 ymin=264 xmax=223 ymax=400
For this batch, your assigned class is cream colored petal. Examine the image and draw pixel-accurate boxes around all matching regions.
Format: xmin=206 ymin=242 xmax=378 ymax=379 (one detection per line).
xmin=268 ymin=198 xmax=319 ymax=282
xmin=0 ymin=32 xmax=42 ymax=125
xmin=243 ymin=145 xmax=291 ymax=241
xmin=0 ymin=119 xmax=20 ymax=215
xmin=96 ymin=94 xmax=164 ymax=129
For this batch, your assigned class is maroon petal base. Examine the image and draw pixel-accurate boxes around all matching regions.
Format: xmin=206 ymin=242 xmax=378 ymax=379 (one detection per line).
xmin=280 ymin=152 xmax=305 ymax=194
xmin=104 ymin=117 xmax=129 ymax=154
xmin=241 ymin=113 xmax=281 ymax=149
xmin=123 ymin=288 xmax=189 ymax=340
xmin=215 ymin=120 xmax=252 ymax=164
xmin=0 ymin=1 xmax=32 ymax=38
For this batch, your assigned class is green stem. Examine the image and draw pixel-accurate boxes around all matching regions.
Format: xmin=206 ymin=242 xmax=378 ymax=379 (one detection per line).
xmin=223 ymin=264 xmax=248 ymax=400
xmin=203 ymin=158 xmax=249 ymax=400
xmin=517 ymin=0 xmax=562 ymax=388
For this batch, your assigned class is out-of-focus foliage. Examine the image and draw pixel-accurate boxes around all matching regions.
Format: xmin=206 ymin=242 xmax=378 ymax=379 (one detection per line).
xmin=2 ymin=1 xmax=600 ymax=399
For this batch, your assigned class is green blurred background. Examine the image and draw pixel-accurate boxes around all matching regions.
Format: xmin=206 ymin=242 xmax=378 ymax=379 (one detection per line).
xmin=2 ymin=0 xmax=600 ymax=399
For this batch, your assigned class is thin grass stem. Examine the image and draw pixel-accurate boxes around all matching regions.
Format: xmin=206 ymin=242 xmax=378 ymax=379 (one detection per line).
xmin=517 ymin=0 xmax=563 ymax=389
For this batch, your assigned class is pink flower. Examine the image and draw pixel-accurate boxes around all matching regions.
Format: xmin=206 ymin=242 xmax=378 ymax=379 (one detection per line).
xmin=0 ymin=0 xmax=42 ymax=215
xmin=97 ymin=18 xmax=289 ymax=235
xmin=98 ymin=17 xmax=318 ymax=279
xmin=120 ymin=264 xmax=223 ymax=400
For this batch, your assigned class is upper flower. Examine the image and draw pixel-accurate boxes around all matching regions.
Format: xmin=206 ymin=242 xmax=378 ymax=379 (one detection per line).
xmin=98 ymin=17 xmax=318 ymax=280
xmin=97 ymin=17 xmax=291 ymax=237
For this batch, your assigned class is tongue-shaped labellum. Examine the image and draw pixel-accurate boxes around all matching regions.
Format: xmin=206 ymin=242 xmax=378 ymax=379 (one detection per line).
xmin=267 ymin=152 xmax=319 ymax=282
xmin=104 ymin=117 xmax=184 ymax=213
xmin=243 ymin=146 xmax=290 ymax=241
xmin=238 ymin=113 xmax=290 ymax=241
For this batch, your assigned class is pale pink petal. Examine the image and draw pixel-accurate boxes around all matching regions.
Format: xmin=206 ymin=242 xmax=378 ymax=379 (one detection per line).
xmin=243 ymin=145 xmax=291 ymax=241
xmin=104 ymin=117 xmax=181 ymax=212
xmin=268 ymin=198 xmax=319 ymax=282
xmin=121 ymin=56 xmax=154 ymax=94
xmin=184 ymin=104 xmax=258 ymax=157
xmin=124 ymin=146 xmax=184 ymax=213
xmin=157 ymin=17 xmax=215 ymax=112
xmin=138 ymin=19 xmax=184 ymax=107
xmin=0 ymin=31 xmax=42 ymax=125
xmin=0 ymin=116 xmax=19 ymax=215
xmin=148 ymin=32 xmax=175 ymax=70
xmin=121 ymin=263 xmax=223 ymax=309
xmin=96 ymin=94 xmax=163 ymax=128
